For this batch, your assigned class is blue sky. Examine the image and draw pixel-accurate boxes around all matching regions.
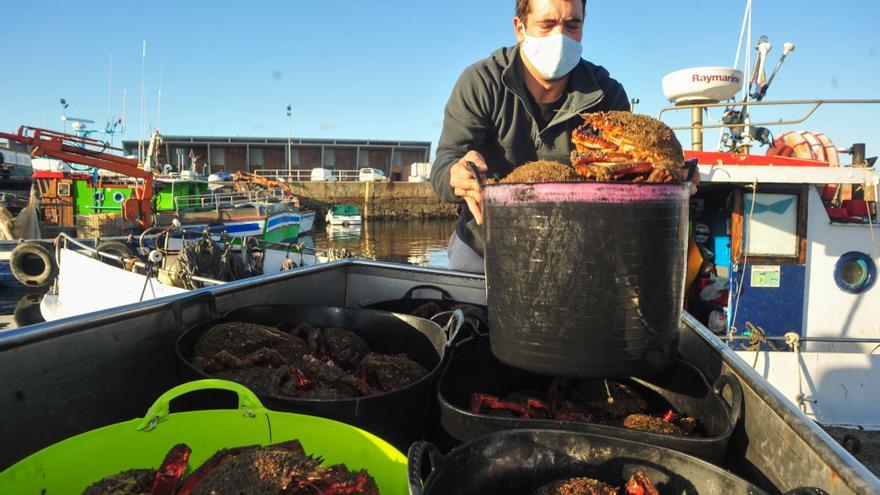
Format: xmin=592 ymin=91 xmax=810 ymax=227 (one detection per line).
xmin=2 ymin=0 xmax=878 ymax=160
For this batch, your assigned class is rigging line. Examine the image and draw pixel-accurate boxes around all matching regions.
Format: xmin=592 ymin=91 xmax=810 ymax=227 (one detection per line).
xmin=730 ymin=180 xmax=758 ymax=340
xmin=733 ymin=0 xmax=752 ymax=70
xmin=107 ymin=52 xmax=113 ymax=118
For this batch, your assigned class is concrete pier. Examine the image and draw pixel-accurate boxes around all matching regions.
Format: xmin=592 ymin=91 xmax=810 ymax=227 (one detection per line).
xmin=290 ymin=182 xmax=457 ymax=219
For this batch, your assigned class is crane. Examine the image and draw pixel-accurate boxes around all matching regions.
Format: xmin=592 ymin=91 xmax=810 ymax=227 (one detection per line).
xmin=0 ymin=126 xmax=154 ymax=227
xmin=232 ymin=171 xmax=298 ymax=204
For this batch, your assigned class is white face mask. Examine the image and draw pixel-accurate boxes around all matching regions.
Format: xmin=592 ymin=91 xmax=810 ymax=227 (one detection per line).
xmin=520 ymin=33 xmax=583 ymax=80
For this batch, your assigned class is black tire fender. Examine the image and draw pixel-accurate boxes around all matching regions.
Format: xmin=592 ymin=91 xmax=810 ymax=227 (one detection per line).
xmin=10 ymin=242 xmax=57 ymax=288
xmin=95 ymin=240 xmax=136 ymax=266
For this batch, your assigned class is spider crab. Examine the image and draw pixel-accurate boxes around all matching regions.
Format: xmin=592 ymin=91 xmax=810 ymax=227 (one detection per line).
xmin=533 ymin=471 xmax=659 ymax=495
xmin=571 ymin=111 xmax=686 ymax=183
xmin=470 ymin=379 xmax=699 ymax=437
xmin=177 ymin=440 xmax=378 ymax=495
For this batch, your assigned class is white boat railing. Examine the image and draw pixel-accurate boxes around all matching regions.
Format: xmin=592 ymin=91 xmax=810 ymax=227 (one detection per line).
xmin=657 ymin=99 xmax=880 ymax=131
xmin=253 ymin=169 xmax=361 ymax=182
xmin=171 ymin=188 xmax=289 ymax=212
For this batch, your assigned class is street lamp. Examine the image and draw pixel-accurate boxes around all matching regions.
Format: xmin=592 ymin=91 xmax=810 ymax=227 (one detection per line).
xmin=286 ymin=104 xmax=292 ymax=178
xmin=60 ymin=98 xmax=69 ymax=132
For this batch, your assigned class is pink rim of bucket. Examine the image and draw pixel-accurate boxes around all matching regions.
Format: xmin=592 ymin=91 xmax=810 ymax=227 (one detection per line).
xmin=485 ymin=182 xmax=689 ymax=206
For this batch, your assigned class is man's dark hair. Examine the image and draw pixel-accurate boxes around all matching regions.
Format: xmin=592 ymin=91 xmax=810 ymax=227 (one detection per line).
xmin=516 ymin=0 xmax=586 ymax=22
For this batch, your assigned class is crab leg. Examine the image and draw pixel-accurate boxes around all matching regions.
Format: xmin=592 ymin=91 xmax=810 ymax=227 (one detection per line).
xmin=303 ymin=467 xmax=380 ymax=495
xmin=150 ymin=443 xmax=191 ymax=495
xmin=470 ymin=393 xmax=550 ymax=418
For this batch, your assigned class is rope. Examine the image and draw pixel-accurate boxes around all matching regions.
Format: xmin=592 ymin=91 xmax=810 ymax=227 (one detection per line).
xmin=325 ymin=248 xmax=354 ymax=261
xmin=784 ymin=332 xmax=815 ymax=412
xmin=176 ymin=232 xmax=223 ymax=289
xmin=744 ymin=321 xmax=782 ymax=368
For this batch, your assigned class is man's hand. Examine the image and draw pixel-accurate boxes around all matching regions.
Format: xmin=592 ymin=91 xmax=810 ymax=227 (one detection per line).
xmin=688 ymin=164 xmax=701 ymax=197
xmin=449 ymin=150 xmax=488 ymax=225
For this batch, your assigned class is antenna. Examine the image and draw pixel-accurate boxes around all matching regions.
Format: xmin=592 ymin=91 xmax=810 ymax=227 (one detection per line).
xmin=139 ymin=40 xmax=146 ymax=165
xmin=107 ymin=52 xmax=113 ymax=117
xmin=157 ymin=56 xmax=164 ymax=131
xmin=749 ymin=35 xmax=773 ymax=99
xmin=121 ymin=86 xmax=128 ymax=134
xmin=761 ymin=42 xmax=796 ymax=98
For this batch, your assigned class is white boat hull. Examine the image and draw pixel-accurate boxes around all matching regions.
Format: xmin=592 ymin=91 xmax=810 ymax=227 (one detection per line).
xmin=298 ymin=210 xmax=316 ymax=233
xmin=40 ymin=249 xmax=187 ymax=321
xmin=41 ymin=244 xmax=325 ymax=321
xmin=735 ymin=349 xmax=880 ymax=429
xmin=326 ymin=214 xmax=362 ymax=226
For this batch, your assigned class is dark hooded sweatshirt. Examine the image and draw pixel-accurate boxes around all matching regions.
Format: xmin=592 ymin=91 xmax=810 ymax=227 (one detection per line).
xmin=431 ymin=45 xmax=630 ymax=254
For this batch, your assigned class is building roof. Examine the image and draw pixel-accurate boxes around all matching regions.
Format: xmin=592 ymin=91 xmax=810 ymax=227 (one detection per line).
xmin=122 ymin=135 xmax=430 ymax=148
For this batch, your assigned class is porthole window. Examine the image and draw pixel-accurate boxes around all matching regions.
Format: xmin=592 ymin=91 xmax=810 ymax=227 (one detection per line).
xmin=834 ymin=252 xmax=876 ymax=294
xmin=93 ymin=191 xmax=104 ymax=202
xmin=112 ymin=191 xmax=126 ymax=204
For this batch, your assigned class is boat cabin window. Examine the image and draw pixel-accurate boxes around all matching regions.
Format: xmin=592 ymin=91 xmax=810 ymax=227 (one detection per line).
xmin=732 ymin=186 xmax=808 ymax=264
xmin=742 ymin=192 xmax=799 ymax=256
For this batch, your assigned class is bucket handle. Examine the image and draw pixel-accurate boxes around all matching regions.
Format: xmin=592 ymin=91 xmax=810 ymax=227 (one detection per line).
xmin=135 ymin=379 xmax=265 ymax=432
xmin=713 ymin=373 xmax=744 ymax=431
xmin=402 ymin=284 xmax=454 ymax=302
xmin=782 ymin=489 xmax=828 ymax=495
xmin=172 ymin=291 xmax=219 ymax=334
xmin=407 ymin=441 xmax=445 ymax=495
xmin=437 ymin=309 xmax=466 ymax=347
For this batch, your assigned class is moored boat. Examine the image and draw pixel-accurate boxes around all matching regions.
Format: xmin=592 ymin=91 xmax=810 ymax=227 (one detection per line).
xmin=657 ymin=21 xmax=880 ymax=430
xmin=326 ymin=203 xmax=362 ymax=226
xmin=38 ymin=231 xmax=340 ymax=321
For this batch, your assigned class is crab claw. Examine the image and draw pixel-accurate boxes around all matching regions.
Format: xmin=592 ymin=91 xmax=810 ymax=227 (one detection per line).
xmin=624 ymin=470 xmax=660 ymax=495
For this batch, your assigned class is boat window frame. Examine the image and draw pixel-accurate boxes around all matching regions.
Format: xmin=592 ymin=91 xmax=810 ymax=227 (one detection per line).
xmin=731 ymin=184 xmax=808 ymax=265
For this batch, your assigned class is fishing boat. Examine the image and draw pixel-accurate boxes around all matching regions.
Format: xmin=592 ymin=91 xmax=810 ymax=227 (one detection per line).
xmin=658 ymin=16 xmax=880 ymax=431
xmin=1 ymin=259 xmax=878 ymax=493
xmin=0 ymin=128 xmax=315 ymax=288
xmin=326 ymin=203 xmax=362 ymax=226
xmin=38 ymin=231 xmax=343 ymax=321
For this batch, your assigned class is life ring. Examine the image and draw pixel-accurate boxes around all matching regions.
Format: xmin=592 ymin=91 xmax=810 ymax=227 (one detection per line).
xmin=814 ymin=132 xmax=839 ymax=166
xmin=766 ymin=131 xmax=816 ymax=160
xmin=800 ymin=131 xmax=826 ymax=162
xmin=10 ymin=242 xmax=57 ymax=288
xmin=766 ymin=130 xmax=838 ymax=166
xmin=95 ymin=240 xmax=136 ymax=266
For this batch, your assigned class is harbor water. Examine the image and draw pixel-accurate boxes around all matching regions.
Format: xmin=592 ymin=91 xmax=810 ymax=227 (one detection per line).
xmin=0 ymin=219 xmax=456 ymax=332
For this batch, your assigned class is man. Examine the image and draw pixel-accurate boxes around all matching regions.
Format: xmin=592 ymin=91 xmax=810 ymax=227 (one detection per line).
xmin=431 ymin=0 xmax=630 ymax=273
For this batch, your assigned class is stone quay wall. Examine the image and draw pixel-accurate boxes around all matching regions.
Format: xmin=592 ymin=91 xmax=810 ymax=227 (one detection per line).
xmin=290 ymin=182 xmax=458 ymax=220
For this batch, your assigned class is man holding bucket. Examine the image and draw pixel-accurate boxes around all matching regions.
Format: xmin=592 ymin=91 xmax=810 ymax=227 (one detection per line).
xmin=430 ymin=0 xmax=630 ymax=273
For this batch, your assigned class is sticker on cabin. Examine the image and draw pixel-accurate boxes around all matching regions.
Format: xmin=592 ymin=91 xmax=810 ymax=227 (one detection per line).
xmin=751 ymin=265 xmax=781 ymax=288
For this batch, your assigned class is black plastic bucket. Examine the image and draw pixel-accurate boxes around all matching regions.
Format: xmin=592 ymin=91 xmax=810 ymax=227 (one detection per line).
xmin=176 ymin=304 xmax=454 ymax=450
xmin=407 ymin=430 xmax=820 ymax=495
xmin=484 ymin=182 xmax=689 ymax=377
xmin=363 ymin=284 xmax=488 ymax=332
xmin=407 ymin=430 xmax=825 ymax=495
xmin=437 ymin=334 xmax=742 ymax=464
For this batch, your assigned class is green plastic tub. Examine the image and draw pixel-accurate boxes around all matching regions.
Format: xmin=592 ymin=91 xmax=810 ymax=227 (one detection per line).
xmin=0 ymin=379 xmax=408 ymax=494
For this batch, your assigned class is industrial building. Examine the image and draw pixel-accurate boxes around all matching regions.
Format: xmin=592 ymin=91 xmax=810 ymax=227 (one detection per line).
xmin=121 ymin=135 xmax=432 ymax=181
